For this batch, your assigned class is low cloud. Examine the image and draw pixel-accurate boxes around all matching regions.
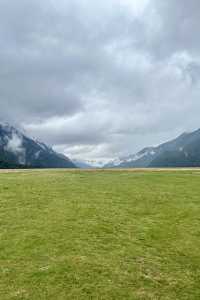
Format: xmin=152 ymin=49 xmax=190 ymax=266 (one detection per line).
xmin=5 ymin=133 xmax=26 ymax=165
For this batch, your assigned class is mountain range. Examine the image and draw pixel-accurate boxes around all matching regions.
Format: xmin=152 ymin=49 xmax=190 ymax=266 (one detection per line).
xmin=1 ymin=123 xmax=200 ymax=169
xmin=104 ymin=129 xmax=200 ymax=168
xmin=0 ymin=123 xmax=76 ymax=168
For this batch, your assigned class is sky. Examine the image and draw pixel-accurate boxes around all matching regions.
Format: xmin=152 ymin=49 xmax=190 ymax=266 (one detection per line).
xmin=1 ymin=0 xmax=200 ymax=162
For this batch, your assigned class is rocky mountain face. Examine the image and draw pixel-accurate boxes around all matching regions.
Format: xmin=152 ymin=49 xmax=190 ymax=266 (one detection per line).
xmin=104 ymin=129 xmax=200 ymax=168
xmin=0 ymin=123 xmax=76 ymax=168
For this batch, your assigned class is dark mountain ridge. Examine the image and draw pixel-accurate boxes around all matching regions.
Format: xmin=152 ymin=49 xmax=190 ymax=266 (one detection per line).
xmin=0 ymin=123 xmax=76 ymax=168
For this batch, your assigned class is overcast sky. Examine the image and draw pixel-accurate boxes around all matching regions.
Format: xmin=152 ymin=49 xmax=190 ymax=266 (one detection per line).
xmin=1 ymin=0 xmax=200 ymax=161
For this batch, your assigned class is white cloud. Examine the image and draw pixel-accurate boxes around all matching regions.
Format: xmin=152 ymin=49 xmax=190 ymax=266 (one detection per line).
xmin=5 ymin=133 xmax=26 ymax=164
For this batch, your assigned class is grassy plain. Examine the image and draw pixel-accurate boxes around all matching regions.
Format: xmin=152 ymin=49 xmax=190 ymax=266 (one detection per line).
xmin=0 ymin=169 xmax=200 ymax=299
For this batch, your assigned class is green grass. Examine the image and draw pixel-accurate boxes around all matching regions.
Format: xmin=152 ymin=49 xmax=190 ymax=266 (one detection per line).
xmin=1 ymin=169 xmax=200 ymax=299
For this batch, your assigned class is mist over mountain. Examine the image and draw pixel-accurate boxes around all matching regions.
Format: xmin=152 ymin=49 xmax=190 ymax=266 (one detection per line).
xmin=72 ymin=159 xmax=94 ymax=169
xmin=104 ymin=129 xmax=200 ymax=168
xmin=0 ymin=123 xmax=76 ymax=168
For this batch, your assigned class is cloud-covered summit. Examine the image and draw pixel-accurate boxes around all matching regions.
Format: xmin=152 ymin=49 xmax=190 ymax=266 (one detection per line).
xmin=0 ymin=0 xmax=200 ymax=161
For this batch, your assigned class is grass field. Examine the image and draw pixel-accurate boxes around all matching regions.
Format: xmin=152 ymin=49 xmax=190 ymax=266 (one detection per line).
xmin=1 ymin=169 xmax=200 ymax=299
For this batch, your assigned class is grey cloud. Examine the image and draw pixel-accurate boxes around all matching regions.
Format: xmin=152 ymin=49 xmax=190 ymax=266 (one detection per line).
xmin=142 ymin=0 xmax=200 ymax=58
xmin=0 ymin=0 xmax=200 ymax=161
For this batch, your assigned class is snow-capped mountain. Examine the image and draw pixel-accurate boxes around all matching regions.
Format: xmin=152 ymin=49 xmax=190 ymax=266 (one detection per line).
xmin=104 ymin=147 xmax=156 ymax=168
xmin=104 ymin=129 xmax=200 ymax=168
xmin=0 ymin=123 xmax=76 ymax=168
